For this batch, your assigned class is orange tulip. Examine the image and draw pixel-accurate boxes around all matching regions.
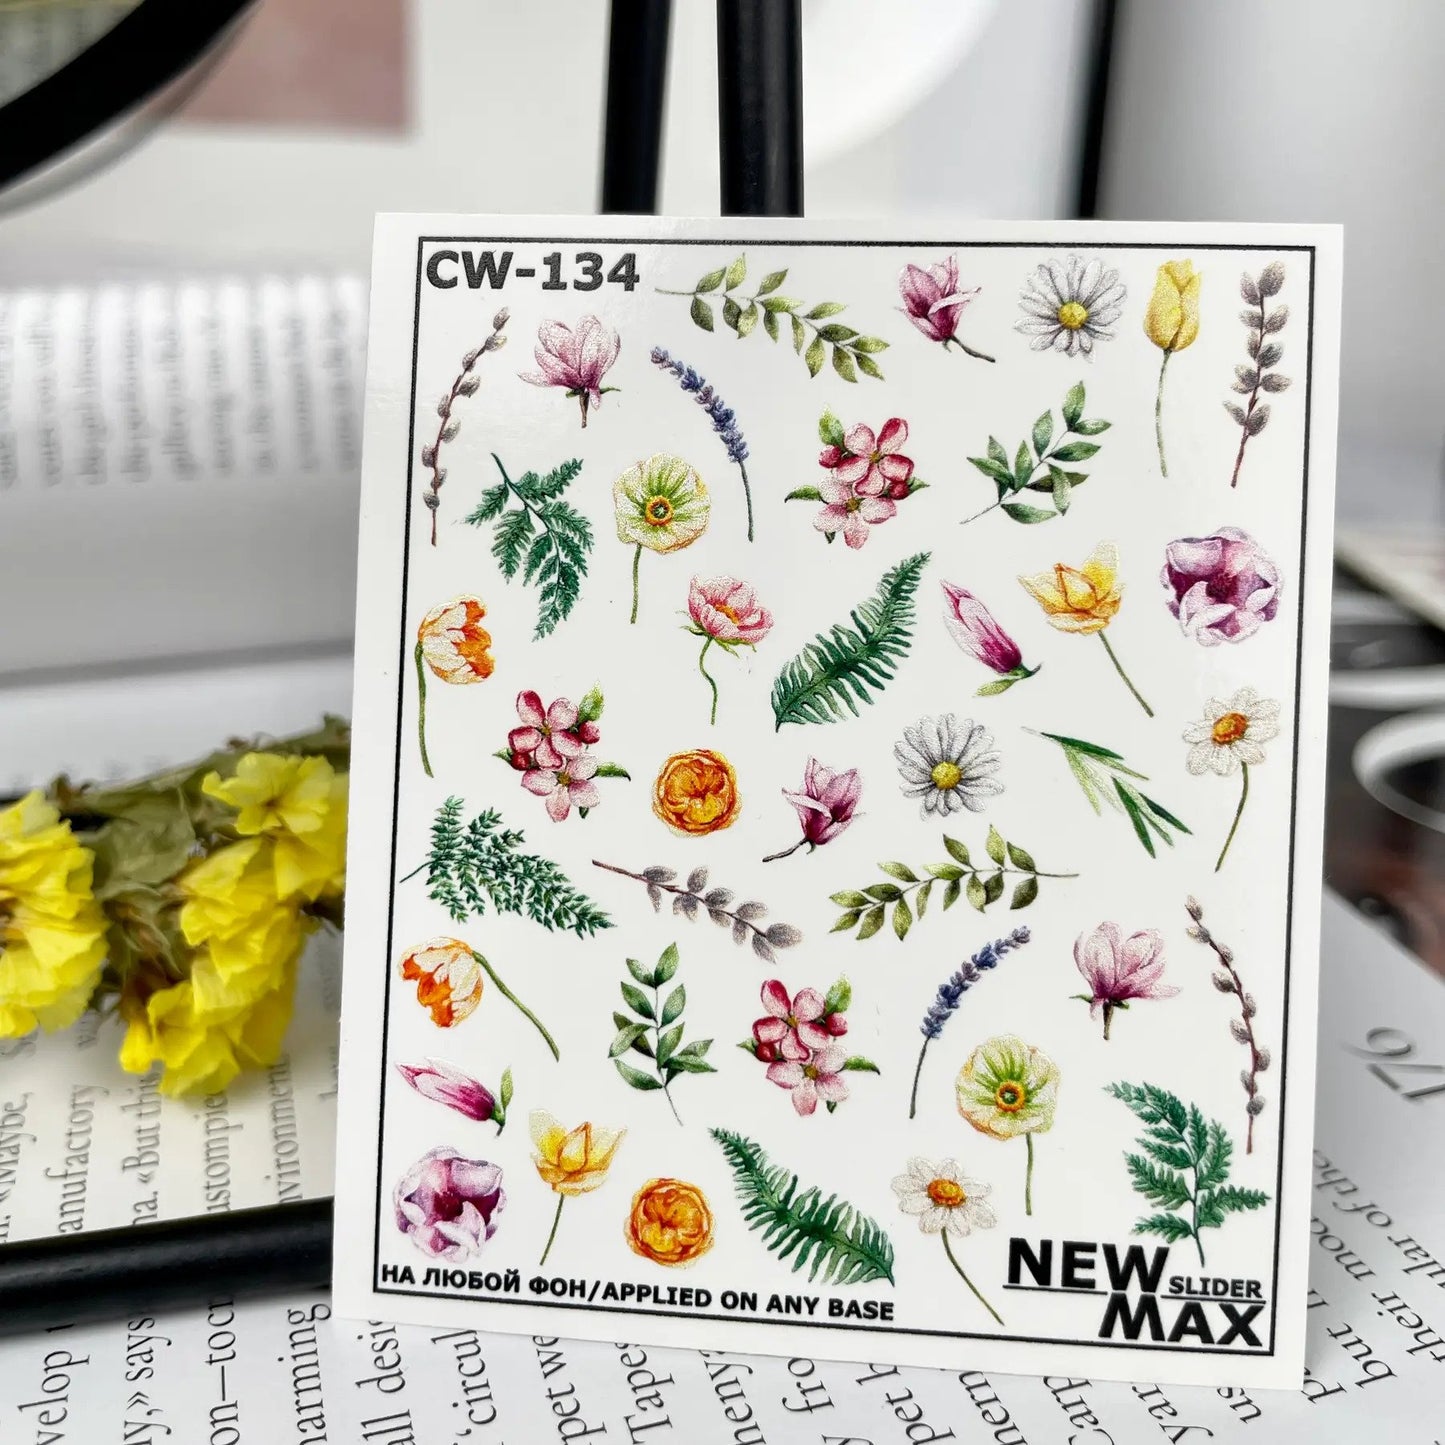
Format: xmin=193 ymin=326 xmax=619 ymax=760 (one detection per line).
xmin=653 ymin=749 xmax=740 ymax=835
xmin=626 ymin=1178 xmax=714 ymax=1266
xmin=414 ymin=595 xmax=494 ymax=777
xmin=398 ymin=937 xmax=483 ymax=1027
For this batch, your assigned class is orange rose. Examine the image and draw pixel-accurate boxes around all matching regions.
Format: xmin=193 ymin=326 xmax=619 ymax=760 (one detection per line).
xmin=417 ymin=596 xmax=495 ymax=683
xmin=399 ymin=937 xmax=483 ymax=1027
xmin=653 ymin=749 xmax=739 ymax=835
xmin=626 ymin=1177 xmax=714 ymax=1266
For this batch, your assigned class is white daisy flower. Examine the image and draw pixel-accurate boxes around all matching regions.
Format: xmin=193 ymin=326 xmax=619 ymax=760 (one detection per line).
xmin=1183 ymin=688 xmax=1281 ymax=777
xmin=1016 ymin=254 xmax=1127 ymax=357
xmin=890 ymin=1157 xmax=996 ymax=1237
xmin=894 ymin=714 xmax=1003 ymax=817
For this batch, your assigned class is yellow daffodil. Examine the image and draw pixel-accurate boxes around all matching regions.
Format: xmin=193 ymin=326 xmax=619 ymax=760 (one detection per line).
xmin=1019 ymin=542 xmax=1152 ymax=715
xmin=530 ymin=1109 xmax=625 ymax=1267
xmin=1143 ymin=259 xmax=1201 ymax=477
xmin=119 ymin=961 xmax=297 ymax=1097
xmin=0 ymin=793 xmax=108 ymax=1038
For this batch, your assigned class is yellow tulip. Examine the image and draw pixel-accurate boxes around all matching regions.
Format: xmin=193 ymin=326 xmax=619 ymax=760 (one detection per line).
xmin=1018 ymin=543 xmax=1153 ymax=716
xmin=530 ymin=1109 xmax=626 ymax=1268
xmin=1143 ymin=259 xmax=1200 ymax=478
xmin=1143 ymin=260 xmax=1200 ymax=353
xmin=1018 ymin=542 xmax=1122 ymax=634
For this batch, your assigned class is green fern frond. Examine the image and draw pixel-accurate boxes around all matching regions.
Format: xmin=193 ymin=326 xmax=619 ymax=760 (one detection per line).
xmin=709 ymin=1128 xmax=895 ymax=1286
xmin=421 ymin=797 xmax=612 ymax=937
xmin=770 ymin=552 xmax=929 ymax=728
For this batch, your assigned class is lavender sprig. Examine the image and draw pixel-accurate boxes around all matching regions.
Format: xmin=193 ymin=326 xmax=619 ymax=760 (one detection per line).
xmin=651 ymin=347 xmax=754 ymax=542
xmin=908 ymin=928 xmax=1030 ymax=1119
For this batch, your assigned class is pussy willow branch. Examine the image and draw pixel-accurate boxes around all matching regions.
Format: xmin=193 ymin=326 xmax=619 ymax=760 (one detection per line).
xmin=1228 ymin=287 xmax=1267 ymax=491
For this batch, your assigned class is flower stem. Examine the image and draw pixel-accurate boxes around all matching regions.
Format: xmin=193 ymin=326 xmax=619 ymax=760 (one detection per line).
xmin=539 ymin=1194 xmax=565 ymax=1267
xmin=1103 ymin=1001 xmax=1114 ymax=1042
xmin=1098 ymin=632 xmax=1154 ymax=717
xmin=1025 ymin=1133 xmax=1035 ymax=1216
xmin=738 ymin=459 xmax=755 ymax=543
xmin=959 ymin=497 xmax=1004 ymax=527
xmin=947 ymin=335 xmax=997 ymax=365
xmin=761 ymin=837 xmax=808 ymax=864
xmin=579 ymin=392 xmax=589 ymax=429
xmin=414 ymin=643 xmax=433 ymax=778
xmin=941 ymin=1231 xmax=1004 ymax=1327
xmin=908 ymin=1038 xmax=931 ymax=1120
xmin=465 ymin=946 xmax=560 ymax=1060
xmin=629 ymin=544 xmax=641 ymax=624
xmin=1215 ymin=763 xmax=1249 ymax=872
xmin=1154 ymin=349 xmax=1172 ymax=477
xmin=698 ymin=637 xmax=720 ymax=725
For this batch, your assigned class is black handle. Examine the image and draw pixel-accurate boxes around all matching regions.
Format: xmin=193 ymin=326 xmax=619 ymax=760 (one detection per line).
xmin=716 ymin=0 xmax=803 ymax=217
xmin=0 ymin=1199 xmax=333 ymax=1334
xmin=601 ymin=0 xmax=675 ymax=214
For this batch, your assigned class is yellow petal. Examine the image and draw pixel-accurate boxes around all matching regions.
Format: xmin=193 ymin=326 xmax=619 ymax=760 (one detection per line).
xmin=1018 ymin=570 xmax=1066 ymax=614
xmin=557 ymin=1122 xmax=593 ymax=1174
xmin=529 ymin=1109 xmax=566 ymax=1161
xmin=1057 ymin=565 xmax=1099 ymax=612
xmin=1080 ymin=541 xmax=1119 ymax=597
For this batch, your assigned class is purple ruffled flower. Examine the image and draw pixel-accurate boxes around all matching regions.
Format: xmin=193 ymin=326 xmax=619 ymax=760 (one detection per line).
xmin=394 ymin=1146 xmax=505 ymax=1260
xmin=1161 ymin=527 xmax=1280 ymax=646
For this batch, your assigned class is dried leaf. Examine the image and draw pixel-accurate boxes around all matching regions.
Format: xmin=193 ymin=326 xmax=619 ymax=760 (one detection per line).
xmin=1240 ymin=273 xmax=1261 ymax=306
xmin=642 ymin=866 xmax=676 ymax=883
xmin=752 ymin=933 xmax=776 ymax=963
xmin=1259 ymin=372 xmax=1292 ymax=393
xmin=766 ymin=922 xmax=803 ymax=948
xmin=1255 ymin=342 xmax=1283 ymax=369
xmin=1264 ymin=305 xmax=1289 ymax=333
xmin=733 ymin=918 xmax=749 ymax=945
xmin=686 ymin=867 xmax=708 ymax=894
xmin=703 ymin=888 xmax=733 ymax=909
xmin=646 ymin=884 xmax=663 ymax=910
xmin=1258 ymin=260 xmax=1285 ymax=296
xmin=1245 ymin=404 xmax=1271 ymax=436
xmin=1224 ymin=402 xmax=1249 ymax=427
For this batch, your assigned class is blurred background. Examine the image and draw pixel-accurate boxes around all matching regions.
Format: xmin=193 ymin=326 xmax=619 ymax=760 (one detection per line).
xmin=3 ymin=1 xmax=1443 ymax=949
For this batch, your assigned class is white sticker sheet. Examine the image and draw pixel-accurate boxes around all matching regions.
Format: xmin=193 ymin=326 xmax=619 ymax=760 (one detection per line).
xmin=334 ymin=216 xmax=1340 ymax=1387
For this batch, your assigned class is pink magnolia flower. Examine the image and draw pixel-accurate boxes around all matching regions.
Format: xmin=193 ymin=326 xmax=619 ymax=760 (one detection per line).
xmin=395 ymin=1058 xmax=498 ymax=1123
xmin=815 ymin=473 xmax=897 ymax=549
xmin=765 ymin=757 xmax=861 ymax=861
xmin=941 ymin=580 xmax=1038 ymax=696
xmin=508 ymin=690 xmax=596 ymax=770
xmin=520 ymin=316 xmax=620 ymax=427
xmin=820 ymin=418 xmax=915 ymax=499
xmin=767 ymin=1043 xmax=849 ymax=1117
xmin=898 ymin=256 xmax=994 ymax=362
xmin=753 ymin=979 xmax=834 ymax=1061
xmin=1073 ymin=922 xmax=1179 ymax=1041
xmin=393 ymin=1145 xmax=506 ymax=1260
xmin=1161 ymin=527 xmax=1281 ymax=646
xmin=686 ymin=575 xmax=772 ymax=725
xmin=522 ymin=751 xmax=601 ymax=822
xmin=688 ymin=576 xmax=774 ymax=645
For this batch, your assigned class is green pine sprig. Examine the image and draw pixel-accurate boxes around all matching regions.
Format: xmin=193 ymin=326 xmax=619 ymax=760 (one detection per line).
xmin=1034 ymin=731 xmax=1189 ymax=857
xmin=658 ymin=255 xmax=889 ymax=381
xmin=830 ymin=825 xmax=1075 ymax=941
xmin=610 ymin=942 xmax=715 ymax=1125
xmin=417 ymin=797 xmax=612 ymax=936
xmin=963 ymin=382 xmax=1111 ymax=525
xmin=464 ymin=455 xmax=593 ymax=640
xmin=1106 ymin=1081 xmax=1269 ymax=1267
xmin=771 ymin=552 xmax=929 ymax=728
xmin=710 ymin=1128 xmax=896 ymax=1286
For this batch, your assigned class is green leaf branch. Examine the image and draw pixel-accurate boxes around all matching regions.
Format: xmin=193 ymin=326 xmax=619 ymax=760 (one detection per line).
xmin=1106 ymin=1081 xmax=1269 ymax=1267
xmin=464 ymin=455 xmax=594 ymax=640
xmin=710 ymin=1128 xmax=896 ymax=1285
xmin=771 ymin=552 xmax=929 ymax=728
xmin=963 ymin=382 xmax=1111 ymax=525
xmin=659 ymin=254 xmax=889 ymax=381
xmin=610 ymin=942 xmax=715 ymax=1124
xmin=830 ymin=826 xmax=1074 ymax=941
xmin=1033 ymin=731 xmax=1189 ymax=857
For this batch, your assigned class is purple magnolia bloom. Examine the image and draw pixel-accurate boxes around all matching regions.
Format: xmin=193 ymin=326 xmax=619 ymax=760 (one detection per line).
xmin=1161 ymin=527 xmax=1280 ymax=646
xmin=520 ymin=316 xmax=620 ymax=427
xmin=394 ymin=1146 xmax=505 ymax=1260
xmin=1073 ymin=922 xmax=1179 ymax=1041
xmin=395 ymin=1059 xmax=496 ymax=1122
xmin=764 ymin=758 xmax=861 ymax=862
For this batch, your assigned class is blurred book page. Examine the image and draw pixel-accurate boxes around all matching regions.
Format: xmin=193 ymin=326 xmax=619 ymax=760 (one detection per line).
xmin=0 ymin=274 xmax=365 ymax=677
xmin=3 ymin=892 xmax=1443 ymax=1439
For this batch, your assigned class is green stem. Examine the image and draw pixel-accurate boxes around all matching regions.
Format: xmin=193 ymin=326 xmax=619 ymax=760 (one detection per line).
xmin=1025 ymin=1133 xmax=1035 ymax=1216
xmin=414 ymin=643 xmax=433 ymax=777
xmin=698 ymin=637 xmax=720 ymax=725
xmin=398 ymin=861 xmax=426 ymax=884
xmin=1155 ymin=349 xmax=1172 ymax=477
xmin=539 ymin=1194 xmax=565 ymax=1267
xmin=1103 ymin=1001 xmax=1114 ymax=1042
xmin=630 ymin=543 xmax=641 ymax=624
xmin=959 ymin=497 xmax=1004 ymax=527
xmin=1098 ymin=632 xmax=1154 ymax=717
xmin=941 ymin=1231 xmax=1004 ymax=1328
xmin=464 ymin=946 xmax=560 ymax=1061
xmin=908 ymin=1038 xmax=931 ymax=1120
xmin=1215 ymin=763 xmax=1249 ymax=872
xmin=945 ymin=335 xmax=997 ymax=364
xmin=653 ymin=977 xmax=684 ymax=1125
xmin=738 ymin=459 xmax=755 ymax=543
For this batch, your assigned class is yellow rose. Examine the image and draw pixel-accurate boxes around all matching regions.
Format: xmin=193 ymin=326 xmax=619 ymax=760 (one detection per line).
xmin=1143 ymin=260 xmax=1201 ymax=353
xmin=0 ymin=792 xmax=108 ymax=1038
xmin=530 ymin=1110 xmax=625 ymax=1197
xmin=1018 ymin=542 xmax=1122 ymax=634
xmin=626 ymin=1178 xmax=714 ymax=1266
xmin=652 ymin=749 xmax=740 ymax=835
